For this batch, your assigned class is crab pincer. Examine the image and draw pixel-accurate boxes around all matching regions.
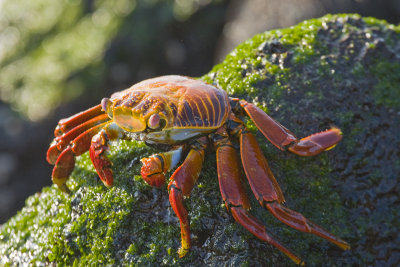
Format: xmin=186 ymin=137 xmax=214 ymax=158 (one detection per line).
xmin=89 ymin=129 xmax=114 ymax=187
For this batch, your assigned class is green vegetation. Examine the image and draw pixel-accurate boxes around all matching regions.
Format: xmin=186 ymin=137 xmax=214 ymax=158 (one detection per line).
xmin=1 ymin=14 xmax=399 ymax=266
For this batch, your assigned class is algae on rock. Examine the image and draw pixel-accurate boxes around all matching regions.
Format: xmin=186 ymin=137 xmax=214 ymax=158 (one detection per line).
xmin=1 ymin=14 xmax=399 ymax=266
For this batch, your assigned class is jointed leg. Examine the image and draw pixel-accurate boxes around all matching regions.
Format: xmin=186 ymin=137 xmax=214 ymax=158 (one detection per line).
xmin=240 ymin=130 xmax=285 ymax=204
xmin=51 ymin=147 xmax=75 ymax=193
xmin=50 ymin=121 xmax=110 ymax=193
xmin=214 ymin=128 xmax=304 ymax=265
xmin=288 ymin=127 xmax=342 ymax=156
xmin=140 ymin=146 xmax=184 ymax=187
xmin=230 ymin=207 xmax=304 ymax=265
xmin=54 ymin=104 xmax=103 ymax=136
xmin=266 ymin=203 xmax=350 ymax=250
xmin=47 ymin=114 xmax=110 ymax=164
xmin=47 ymin=104 xmax=111 ymax=193
xmin=167 ymin=137 xmax=208 ymax=257
xmin=89 ymin=123 xmax=125 ymax=187
xmin=239 ymin=128 xmax=350 ymax=251
xmin=238 ymin=100 xmax=342 ymax=156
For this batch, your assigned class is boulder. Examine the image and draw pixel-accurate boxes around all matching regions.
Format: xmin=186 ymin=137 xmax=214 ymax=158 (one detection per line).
xmin=1 ymin=14 xmax=399 ymax=266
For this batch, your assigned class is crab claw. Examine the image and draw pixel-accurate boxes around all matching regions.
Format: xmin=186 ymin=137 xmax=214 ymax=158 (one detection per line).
xmin=140 ymin=147 xmax=184 ymax=188
xmin=52 ymin=146 xmax=75 ymax=194
xmin=141 ymin=156 xmax=166 ymax=187
xmin=288 ymin=127 xmax=342 ymax=156
xmin=47 ymin=141 xmax=61 ymax=165
xmin=89 ymin=131 xmax=113 ymax=187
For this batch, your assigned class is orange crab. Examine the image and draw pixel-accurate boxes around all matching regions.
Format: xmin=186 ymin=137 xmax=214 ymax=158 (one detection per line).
xmin=47 ymin=75 xmax=349 ymax=264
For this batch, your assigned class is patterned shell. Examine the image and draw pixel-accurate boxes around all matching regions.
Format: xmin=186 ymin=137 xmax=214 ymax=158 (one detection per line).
xmin=110 ymin=75 xmax=230 ymax=130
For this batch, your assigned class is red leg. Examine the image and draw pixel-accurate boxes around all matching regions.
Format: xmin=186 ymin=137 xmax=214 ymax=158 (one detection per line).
xmin=288 ymin=127 xmax=342 ymax=156
xmin=230 ymin=207 xmax=304 ymax=266
xmin=239 ymin=100 xmax=342 ymax=156
xmin=240 ymin=130 xmax=285 ymax=204
xmin=49 ymin=121 xmax=110 ymax=193
xmin=89 ymin=123 xmax=125 ymax=187
xmin=215 ymin=132 xmax=304 ymax=265
xmin=239 ymin=100 xmax=297 ymax=150
xmin=266 ymin=203 xmax=350 ymax=250
xmin=47 ymin=114 xmax=110 ymax=164
xmin=240 ymin=129 xmax=350 ymax=251
xmin=51 ymin=147 xmax=75 ymax=194
xmin=54 ymin=104 xmax=103 ymax=136
xmin=47 ymin=104 xmax=111 ymax=192
xmin=140 ymin=146 xmax=183 ymax=187
xmin=167 ymin=138 xmax=207 ymax=257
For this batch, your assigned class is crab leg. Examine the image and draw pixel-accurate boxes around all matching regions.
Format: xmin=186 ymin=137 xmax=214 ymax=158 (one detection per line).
xmin=54 ymin=104 xmax=103 ymax=137
xmin=239 ymin=100 xmax=342 ymax=156
xmin=140 ymin=146 xmax=183 ymax=187
xmin=214 ymin=128 xmax=304 ymax=265
xmin=288 ymin=127 xmax=342 ymax=156
xmin=240 ymin=130 xmax=350 ymax=251
xmin=266 ymin=203 xmax=351 ymax=250
xmin=89 ymin=123 xmax=125 ymax=187
xmin=167 ymin=137 xmax=208 ymax=257
xmin=51 ymin=121 xmax=110 ymax=193
xmin=47 ymin=114 xmax=110 ymax=164
xmin=52 ymin=147 xmax=75 ymax=193
xmin=47 ymin=104 xmax=110 ymax=189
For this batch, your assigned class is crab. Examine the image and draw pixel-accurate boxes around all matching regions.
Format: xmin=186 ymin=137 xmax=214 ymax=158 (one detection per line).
xmin=47 ymin=75 xmax=350 ymax=265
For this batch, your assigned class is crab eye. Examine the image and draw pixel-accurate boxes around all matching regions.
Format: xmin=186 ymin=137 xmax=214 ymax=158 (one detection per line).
xmin=148 ymin=114 xmax=160 ymax=129
xmin=101 ymin=98 xmax=113 ymax=118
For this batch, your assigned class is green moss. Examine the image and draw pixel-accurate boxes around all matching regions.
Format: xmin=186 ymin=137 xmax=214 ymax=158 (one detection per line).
xmin=1 ymin=14 xmax=399 ymax=266
xmin=363 ymin=16 xmax=400 ymax=32
xmin=203 ymin=15 xmax=330 ymax=97
xmin=369 ymin=61 xmax=400 ymax=109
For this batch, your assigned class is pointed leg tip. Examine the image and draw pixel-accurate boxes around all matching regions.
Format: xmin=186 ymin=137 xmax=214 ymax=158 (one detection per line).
xmin=330 ymin=126 xmax=342 ymax=135
xmin=281 ymin=249 xmax=304 ymax=266
xmin=56 ymin=183 xmax=71 ymax=194
xmin=324 ymin=127 xmax=343 ymax=150
xmin=293 ymin=258 xmax=305 ymax=266
xmin=104 ymin=181 xmax=113 ymax=188
xmin=99 ymin=170 xmax=114 ymax=188
xmin=338 ymin=241 xmax=351 ymax=250
xmin=177 ymin=247 xmax=189 ymax=258
xmin=288 ymin=127 xmax=343 ymax=156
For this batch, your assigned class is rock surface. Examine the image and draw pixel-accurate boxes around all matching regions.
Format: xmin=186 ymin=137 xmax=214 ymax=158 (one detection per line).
xmin=1 ymin=14 xmax=399 ymax=266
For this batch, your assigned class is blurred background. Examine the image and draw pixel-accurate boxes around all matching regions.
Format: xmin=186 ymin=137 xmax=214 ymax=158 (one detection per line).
xmin=0 ymin=0 xmax=399 ymax=224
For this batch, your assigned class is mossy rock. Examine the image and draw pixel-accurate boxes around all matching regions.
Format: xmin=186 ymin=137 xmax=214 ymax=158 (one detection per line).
xmin=1 ymin=14 xmax=399 ymax=266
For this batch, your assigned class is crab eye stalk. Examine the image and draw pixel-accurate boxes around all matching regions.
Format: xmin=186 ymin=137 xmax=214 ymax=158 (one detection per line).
xmin=101 ymin=98 xmax=113 ymax=118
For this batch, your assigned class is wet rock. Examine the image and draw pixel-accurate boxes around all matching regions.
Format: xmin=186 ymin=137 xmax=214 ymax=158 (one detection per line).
xmin=1 ymin=14 xmax=399 ymax=266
